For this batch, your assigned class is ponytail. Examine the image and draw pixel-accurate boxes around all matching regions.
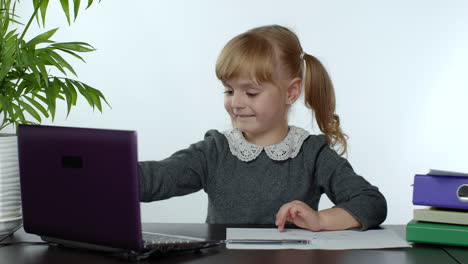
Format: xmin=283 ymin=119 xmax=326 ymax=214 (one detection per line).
xmin=302 ymin=54 xmax=348 ymax=155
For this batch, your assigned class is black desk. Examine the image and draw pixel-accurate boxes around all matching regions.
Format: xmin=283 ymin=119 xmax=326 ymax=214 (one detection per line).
xmin=0 ymin=223 xmax=465 ymax=264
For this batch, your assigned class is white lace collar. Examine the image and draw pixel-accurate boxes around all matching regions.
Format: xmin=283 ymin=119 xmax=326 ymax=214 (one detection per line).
xmin=223 ymin=126 xmax=310 ymax=162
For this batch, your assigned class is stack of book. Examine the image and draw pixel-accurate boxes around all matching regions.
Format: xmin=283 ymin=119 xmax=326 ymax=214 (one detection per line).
xmin=407 ymin=169 xmax=468 ymax=246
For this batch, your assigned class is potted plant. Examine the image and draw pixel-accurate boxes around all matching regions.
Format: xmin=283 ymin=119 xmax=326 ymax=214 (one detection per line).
xmin=0 ymin=0 xmax=108 ymax=233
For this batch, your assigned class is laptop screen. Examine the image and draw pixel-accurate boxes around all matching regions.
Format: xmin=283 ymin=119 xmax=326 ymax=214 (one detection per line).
xmin=18 ymin=124 xmax=143 ymax=251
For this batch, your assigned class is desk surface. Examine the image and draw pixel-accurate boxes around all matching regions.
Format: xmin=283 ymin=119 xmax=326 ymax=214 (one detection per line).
xmin=0 ymin=223 xmax=465 ymax=264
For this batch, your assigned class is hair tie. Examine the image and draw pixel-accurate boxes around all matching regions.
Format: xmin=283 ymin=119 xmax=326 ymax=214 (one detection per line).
xmin=300 ymin=52 xmax=307 ymax=90
xmin=300 ymin=52 xmax=306 ymax=60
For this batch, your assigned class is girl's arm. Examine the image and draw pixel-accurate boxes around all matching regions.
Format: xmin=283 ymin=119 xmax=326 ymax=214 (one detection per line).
xmin=275 ymin=200 xmax=360 ymax=232
xmin=276 ymin=138 xmax=387 ymax=232
xmin=314 ymin=144 xmax=387 ymax=231
xmin=139 ymin=130 xmax=222 ymax=202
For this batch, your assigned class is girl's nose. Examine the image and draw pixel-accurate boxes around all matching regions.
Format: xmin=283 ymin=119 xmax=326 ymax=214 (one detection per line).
xmin=231 ymin=93 xmax=245 ymax=108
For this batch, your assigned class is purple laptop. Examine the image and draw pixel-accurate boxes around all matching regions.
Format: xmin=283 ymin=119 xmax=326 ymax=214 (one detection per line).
xmin=17 ymin=124 xmax=214 ymax=260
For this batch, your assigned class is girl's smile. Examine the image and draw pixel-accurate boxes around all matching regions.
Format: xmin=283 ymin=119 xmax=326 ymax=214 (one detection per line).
xmin=234 ymin=113 xmax=255 ymax=118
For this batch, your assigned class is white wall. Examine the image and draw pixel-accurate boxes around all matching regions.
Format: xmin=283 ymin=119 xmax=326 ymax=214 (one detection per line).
xmin=17 ymin=0 xmax=468 ymax=224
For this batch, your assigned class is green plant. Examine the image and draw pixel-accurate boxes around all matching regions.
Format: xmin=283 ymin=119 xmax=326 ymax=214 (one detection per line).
xmin=0 ymin=0 xmax=108 ymax=131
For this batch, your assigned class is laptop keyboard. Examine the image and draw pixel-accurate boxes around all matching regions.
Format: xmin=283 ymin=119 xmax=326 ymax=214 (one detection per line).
xmin=141 ymin=231 xmax=214 ymax=253
xmin=143 ymin=232 xmax=199 ymax=245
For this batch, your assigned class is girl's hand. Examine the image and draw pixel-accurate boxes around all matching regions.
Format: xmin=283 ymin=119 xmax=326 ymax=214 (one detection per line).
xmin=275 ymin=201 xmax=362 ymax=232
xmin=275 ymin=200 xmax=322 ymax=232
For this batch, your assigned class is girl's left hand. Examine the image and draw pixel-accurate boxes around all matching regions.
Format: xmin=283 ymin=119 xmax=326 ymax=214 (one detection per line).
xmin=275 ymin=200 xmax=322 ymax=232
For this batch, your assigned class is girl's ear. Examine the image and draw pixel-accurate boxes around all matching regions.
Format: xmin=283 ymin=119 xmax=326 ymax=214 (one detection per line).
xmin=286 ymin=77 xmax=302 ymax=105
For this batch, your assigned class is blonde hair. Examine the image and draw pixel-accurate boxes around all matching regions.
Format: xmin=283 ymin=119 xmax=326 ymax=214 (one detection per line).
xmin=216 ymin=25 xmax=348 ymax=155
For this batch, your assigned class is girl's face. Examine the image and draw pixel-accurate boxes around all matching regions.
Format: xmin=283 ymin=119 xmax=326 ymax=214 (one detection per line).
xmin=223 ymin=78 xmax=289 ymax=144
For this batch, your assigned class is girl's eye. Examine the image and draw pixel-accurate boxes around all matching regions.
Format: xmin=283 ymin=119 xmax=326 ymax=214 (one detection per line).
xmin=246 ymin=93 xmax=258 ymax=97
xmin=223 ymin=90 xmax=233 ymax=95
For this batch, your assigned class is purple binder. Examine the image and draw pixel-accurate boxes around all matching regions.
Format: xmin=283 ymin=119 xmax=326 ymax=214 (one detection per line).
xmin=413 ymin=174 xmax=468 ymax=209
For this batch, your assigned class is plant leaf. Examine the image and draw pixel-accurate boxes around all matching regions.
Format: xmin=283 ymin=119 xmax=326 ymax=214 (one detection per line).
xmin=15 ymin=80 xmax=28 ymax=97
xmin=4 ymin=28 xmax=17 ymax=41
xmin=50 ymin=42 xmax=95 ymax=52
xmin=60 ymin=0 xmax=71 ymax=25
xmin=5 ymin=101 xmax=17 ymax=124
xmin=0 ymin=95 xmax=7 ymax=110
xmin=52 ymin=78 xmax=65 ymax=100
xmin=86 ymin=84 xmax=110 ymax=108
xmin=0 ymin=81 xmax=15 ymax=97
xmin=43 ymin=83 xmax=58 ymax=121
xmin=86 ymin=0 xmax=94 ymax=9
xmin=45 ymin=49 xmax=77 ymax=76
xmin=24 ymin=95 xmax=50 ymax=118
xmin=7 ymin=1 xmax=23 ymax=26
xmin=0 ymin=30 xmax=17 ymax=81
xmin=2 ymin=33 xmax=18 ymax=61
xmin=39 ymin=0 xmax=50 ymax=27
xmin=28 ymin=63 xmax=43 ymax=89
xmin=33 ymin=58 xmax=49 ymax=86
xmin=82 ymin=83 xmax=102 ymax=111
xmin=0 ymin=3 xmax=10 ymax=37
xmin=71 ymin=80 xmax=94 ymax=108
xmin=26 ymin=28 xmax=58 ymax=47
xmin=21 ymin=73 xmax=42 ymax=94
xmin=56 ymin=48 xmax=85 ymax=63
xmin=60 ymin=81 xmax=74 ymax=116
xmin=65 ymin=79 xmax=78 ymax=105
xmin=37 ymin=49 xmax=67 ymax=75
xmin=33 ymin=93 xmax=49 ymax=106
xmin=17 ymin=44 xmax=32 ymax=67
xmin=73 ymin=0 xmax=80 ymax=21
xmin=0 ymin=55 xmax=15 ymax=82
xmin=11 ymin=102 xmax=26 ymax=124
xmin=18 ymin=100 xmax=41 ymax=122
xmin=31 ymin=0 xmax=41 ymax=28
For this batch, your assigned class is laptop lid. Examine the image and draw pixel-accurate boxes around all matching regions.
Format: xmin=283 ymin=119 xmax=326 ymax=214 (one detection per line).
xmin=17 ymin=124 xmax=143 ymax=252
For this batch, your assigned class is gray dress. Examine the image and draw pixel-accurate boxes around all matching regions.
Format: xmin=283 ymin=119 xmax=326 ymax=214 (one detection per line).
xmin=139 ymin=127 xmax=387 ymax=230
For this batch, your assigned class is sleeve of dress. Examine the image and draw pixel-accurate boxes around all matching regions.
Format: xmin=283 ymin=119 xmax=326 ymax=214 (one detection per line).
xmin=138 ymin=130 xmax=222 ymax=202
xmin=314 ymin=142 xmax=387 ymax=230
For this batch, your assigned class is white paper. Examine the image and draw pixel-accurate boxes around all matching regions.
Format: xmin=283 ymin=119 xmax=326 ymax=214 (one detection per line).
xmin=226 ymin=228 xmax=411 ymax=250
xmin=428 ymin=169 xmax=468 ymax=177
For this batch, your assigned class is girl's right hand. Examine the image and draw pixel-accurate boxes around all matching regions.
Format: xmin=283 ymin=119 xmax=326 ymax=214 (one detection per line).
xmin=275 ymin=200 xmax=322 ymax=232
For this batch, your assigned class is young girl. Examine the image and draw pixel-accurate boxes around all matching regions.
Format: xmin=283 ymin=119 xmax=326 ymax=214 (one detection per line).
xmin=139 ymin=25 xmax=387 ymax=232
